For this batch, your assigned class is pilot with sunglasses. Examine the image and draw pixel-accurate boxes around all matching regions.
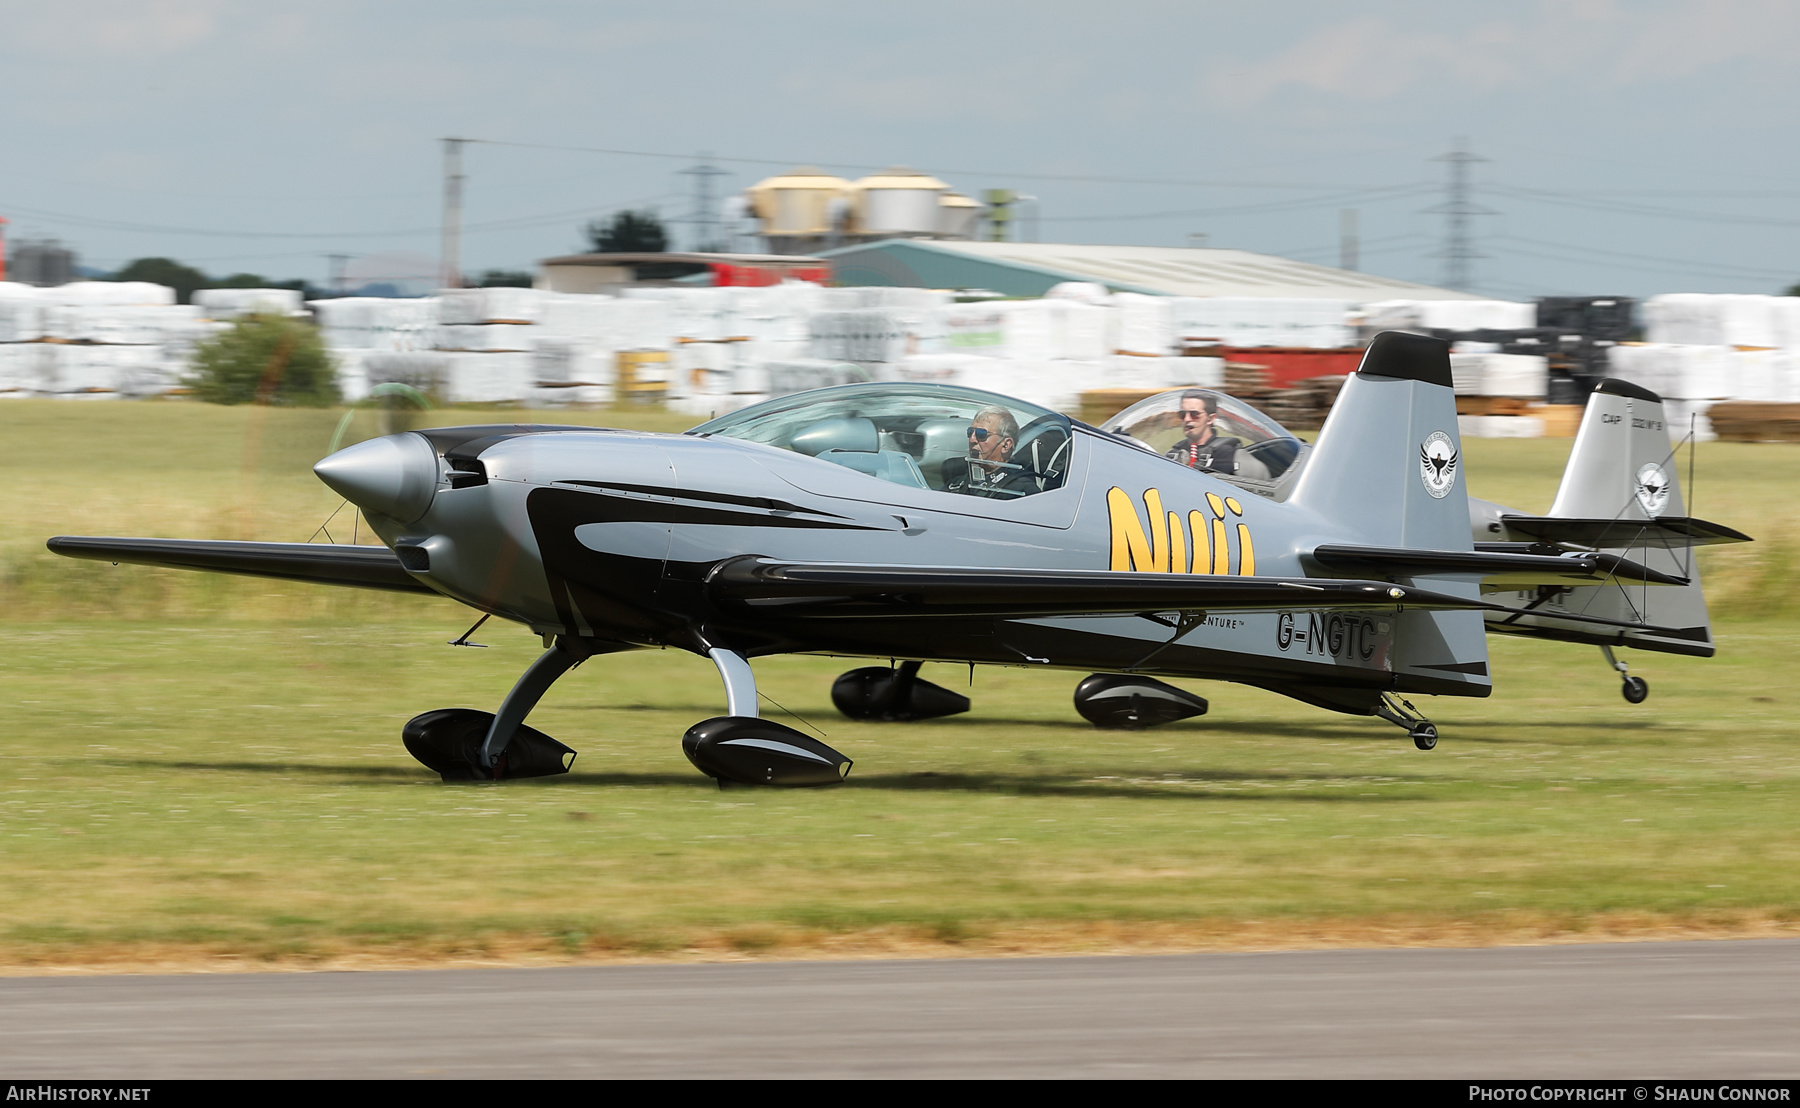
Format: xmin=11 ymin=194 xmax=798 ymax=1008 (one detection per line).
xmin=1165 ymin=390 xmax=1240 ymax=475
xmin=955 ymin=405 xmax=1038 ymax=498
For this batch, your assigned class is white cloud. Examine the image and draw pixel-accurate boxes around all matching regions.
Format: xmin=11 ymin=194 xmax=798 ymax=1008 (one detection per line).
xmin=12 ymin=0 xmax=235 ymax=58
xmin=1205 ymin=1 xmax=1800 ymax=106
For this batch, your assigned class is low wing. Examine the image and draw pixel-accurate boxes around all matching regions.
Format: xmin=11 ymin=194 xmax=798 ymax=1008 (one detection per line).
xmin=1498 ymin=515 xmax=1751 ymax=548
xmin=705 ymin=555 xmax=1487 ymax=619
xmin=706 ymin=556 xmax=1706 ymax=642
xmin=47 ymin=536 xmax=436 ymax=595
xmin=1309 ymin=543 xmax=1690 ymax=589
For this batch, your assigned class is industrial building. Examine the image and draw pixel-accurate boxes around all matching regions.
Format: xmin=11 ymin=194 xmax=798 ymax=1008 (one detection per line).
xmin=819 ymin=239 xmax=1472 ymax=302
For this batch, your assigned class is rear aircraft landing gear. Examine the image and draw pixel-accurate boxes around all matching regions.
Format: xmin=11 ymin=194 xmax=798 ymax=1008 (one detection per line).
xmin=1376 ymin=693 xmax=1438 ymax=751
xmin=1602 ymin=646 xmax=1649 ymax=704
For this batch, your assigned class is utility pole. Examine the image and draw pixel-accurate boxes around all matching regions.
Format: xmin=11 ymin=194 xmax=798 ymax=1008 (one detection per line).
xmin=1339 ymin=209 xmax=1359 ymax=271
xmin=441 ymin=137 xmax=467 ymax=289
xmin=680 ymin=153 xmax=731 ymax=253
xmin=1426 ymin=138 xmax=1492 ymax=291
xmin=325 ymin=253 xmax=352 ymax=293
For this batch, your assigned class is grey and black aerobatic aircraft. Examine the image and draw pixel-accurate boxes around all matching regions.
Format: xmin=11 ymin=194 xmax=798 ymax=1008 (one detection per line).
xmin=50 ymin=332 xmax=1749 ymax=786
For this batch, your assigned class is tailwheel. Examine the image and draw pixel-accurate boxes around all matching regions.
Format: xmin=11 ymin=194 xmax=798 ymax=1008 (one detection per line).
xmin=1602 ymin=646 xmax=1648 ymax=705
xmin=1377 ymin=693 xmax=1439 ymax=751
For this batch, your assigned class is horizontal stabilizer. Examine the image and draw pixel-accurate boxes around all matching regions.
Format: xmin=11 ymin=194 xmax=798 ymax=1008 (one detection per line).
xmin=1499 ymin=515 xmax=1751 ymax=549
xmin=1311 ymin=543 xmax=1689 ymax=588
xmin=706 ymin=556 xmax=1491 ymax=620
xmin=47 ymin=536 xmax=437 ymax=595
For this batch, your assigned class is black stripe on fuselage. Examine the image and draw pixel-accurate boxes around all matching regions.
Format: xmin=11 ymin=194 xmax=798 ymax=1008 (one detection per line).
xmin=550 ymin=482 xmax=853 ymax=525
xmin=553 ymin=481 xmax=874 ymax=529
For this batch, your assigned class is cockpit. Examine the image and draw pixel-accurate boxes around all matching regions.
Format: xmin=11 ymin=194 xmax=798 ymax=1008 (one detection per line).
xmin=1101 ymin=388 xmax=1306 ymax=496
xmin=687 ymin=383 xmax=1073 ymax=500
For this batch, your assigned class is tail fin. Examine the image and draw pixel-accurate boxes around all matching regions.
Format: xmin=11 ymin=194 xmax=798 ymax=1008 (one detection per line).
xmin=1292 ymin=331 xmax=1489 ymax=697
xmin=1293 ymin=331 xmax=1472 ymax=553
xmin=1492 ymin=379 xmax=1718 ymax=656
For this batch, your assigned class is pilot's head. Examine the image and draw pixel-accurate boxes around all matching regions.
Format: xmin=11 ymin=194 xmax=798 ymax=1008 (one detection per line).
xmin=1178 ymin=390 xmax=1218 ymax=445
xmin=968 ymin=406 xmax=1019 ymax=466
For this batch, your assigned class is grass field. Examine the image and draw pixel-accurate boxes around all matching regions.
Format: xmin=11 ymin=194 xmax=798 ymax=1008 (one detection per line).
xmin=3 ymin=398 xmax=1799 ymax=970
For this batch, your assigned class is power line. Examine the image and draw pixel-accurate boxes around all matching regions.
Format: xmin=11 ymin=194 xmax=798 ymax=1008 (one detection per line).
xmin=460 ymin=136 xmax=1416 ymax=192
xmin=1488 ymin=183 xmax=1800 ymax=229
xmin=1038 ymin=184 xmax=1431 ymax=224
xmin=1490 ymin=236 xmax=1798 ymax=282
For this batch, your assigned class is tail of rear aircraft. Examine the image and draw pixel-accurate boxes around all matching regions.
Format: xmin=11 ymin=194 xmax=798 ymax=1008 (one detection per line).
xmin=1477 ymin=379 xmax=1746 ymax=662
xmin=1291 ymin=331 xmax=1491 ymax=700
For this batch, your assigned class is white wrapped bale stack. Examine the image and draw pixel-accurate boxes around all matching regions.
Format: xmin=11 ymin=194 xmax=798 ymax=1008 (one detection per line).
xmin=1044 ymin=281 xmax=1110 ymax=305
xmin=1775 ymin=297 xmax=1800 ymax=351
xmin=0 ymin=294 xmax=41 ymax=343
xmin=809 ymin=308 xmax=913 ymax=365
xmin=193 ymin=288 xmax=303 ymax=320
xmin=674 ymin=341 xmax=734 ymax=398
xmin=312 ymin=297 xmax=438 ymax=353
xmin=765 ymin=359 xmax=868 ymax=397
xmin=436 ymin=287 xmax=543 ymax=325
xmin=1171 ymin=297 xmax=1354 ymax=349
xmin=1449 ymin=353 xmax=1548 ymax=397
xmin=1458 ymin=415 xmax=1546 ymax=439
xmin=1607 ymin=344 xmax=1732 ymax=401
xmin=365 ymin=353 xmax=447 ymax=393
xmin=435 ymin=352 xmax=533 ymax=404
xmin=1106 ymin=354 xmax=1225 ymax=391
xmin=1363 ymin=298 xmax=1533 ymax=336
xmin=1112 ymin=292 xmax=1174 ymax=356
xmin=1730 ymin=349 xmax=1800 ymax=403
xmin=1647 ymin=294 xmax=1791 ymax=348
xmin=47 ymin=281 xmax=176 ymax=307
xmin=1661 ymin=400 xmax=1717 ymax=444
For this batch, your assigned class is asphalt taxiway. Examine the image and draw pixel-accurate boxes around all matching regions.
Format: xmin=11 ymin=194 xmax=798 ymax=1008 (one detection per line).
xmin=2 ymin=939 xmax=1796 ymax=1078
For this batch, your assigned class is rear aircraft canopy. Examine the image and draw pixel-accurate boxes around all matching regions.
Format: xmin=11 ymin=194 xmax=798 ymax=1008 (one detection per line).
xmin=1101 ymin=388 xmax=1307 ymax=497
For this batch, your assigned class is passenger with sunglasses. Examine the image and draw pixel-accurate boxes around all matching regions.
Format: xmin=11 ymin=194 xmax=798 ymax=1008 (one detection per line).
xmin=1165 ymin=390 xmax=1240 ymax=475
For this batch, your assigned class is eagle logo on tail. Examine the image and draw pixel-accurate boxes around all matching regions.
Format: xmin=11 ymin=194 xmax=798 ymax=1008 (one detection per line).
xmin=1419 ymin=431 xmax=1458 ymax=499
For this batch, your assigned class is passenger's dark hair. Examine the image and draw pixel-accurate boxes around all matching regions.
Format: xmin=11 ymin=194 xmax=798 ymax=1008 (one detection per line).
xmin=1179 ymin=389 xmax=1217 ymax=415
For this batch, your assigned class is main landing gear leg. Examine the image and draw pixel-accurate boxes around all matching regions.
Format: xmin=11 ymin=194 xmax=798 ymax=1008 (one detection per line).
xmin=1602 ymin=645 xmax=1649 ymax=704
xmin=683 ymin=647 xmax=853 ymax=787
xmin=1376 ymin=692 xmax=1438 ymax=751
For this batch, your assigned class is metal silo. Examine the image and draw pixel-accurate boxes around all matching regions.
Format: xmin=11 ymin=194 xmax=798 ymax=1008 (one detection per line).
xmin=746 ymin=167 xmax=852 ymax=254
xmin=849 ymin=167 xmax=949 ymax=239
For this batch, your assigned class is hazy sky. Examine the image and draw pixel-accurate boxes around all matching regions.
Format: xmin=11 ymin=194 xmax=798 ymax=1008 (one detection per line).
xmin=3 ymin=0 xmax=1796 ymax=299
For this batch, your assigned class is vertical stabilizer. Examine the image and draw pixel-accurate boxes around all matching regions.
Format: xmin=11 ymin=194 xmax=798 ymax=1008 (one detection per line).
xmin=1292 ymin=331 xmax=1489 ymax=695
xmin=1503 ymin=379 xmax=1714 ymax=655
xmin=1293 ymin=331 xmax=1472 ymax=553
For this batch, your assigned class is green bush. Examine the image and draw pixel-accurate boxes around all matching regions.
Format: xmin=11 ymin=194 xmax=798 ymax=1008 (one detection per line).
xmin=186 ymin=314 xmax=339 ymax=406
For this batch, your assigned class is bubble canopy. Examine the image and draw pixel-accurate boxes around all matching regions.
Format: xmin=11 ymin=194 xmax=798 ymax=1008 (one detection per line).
xmin=688 ymin=383 xmax=1073 ymax=499
xmin=1102 ymin=388 xmax=1303 ymax=483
